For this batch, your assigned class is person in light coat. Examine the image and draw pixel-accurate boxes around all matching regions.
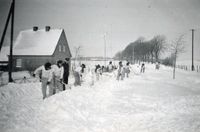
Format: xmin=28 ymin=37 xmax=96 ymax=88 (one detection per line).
xmin=108 ymin=61 xmax=113 ymax=72
xmin=117 ymin=61 xmax=123 ymax=80
xmin=125 ymin=62 xmax=131 ymax=78
xmin=95 ymin=64 xmax=101 ymax=81
xmin=73 ymin=64 xmax=82 ymax=86
xmin=51 ymin=60 xmax=64 ymax=94
xmin=33 ymin=62 xmax=53 ymax=99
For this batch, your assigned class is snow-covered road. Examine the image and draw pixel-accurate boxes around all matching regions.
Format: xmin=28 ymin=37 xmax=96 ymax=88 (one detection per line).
xmin=1 ymin=64 xmax=200 ymax=132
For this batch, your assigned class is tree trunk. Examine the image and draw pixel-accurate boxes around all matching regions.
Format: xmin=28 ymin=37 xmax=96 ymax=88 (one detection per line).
xmin=151 ymin=53 xmax=153 ymax=63
xmin=173 ymin=53 xmax=177 ymax=79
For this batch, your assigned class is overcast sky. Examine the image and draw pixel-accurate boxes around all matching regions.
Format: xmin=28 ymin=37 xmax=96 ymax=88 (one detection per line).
xmin=0 ymin=0 xmax=200 ymax=60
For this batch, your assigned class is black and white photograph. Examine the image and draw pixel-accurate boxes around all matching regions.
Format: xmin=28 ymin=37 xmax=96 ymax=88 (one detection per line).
xmin=0 ymin=0 xmax=200 ymax=131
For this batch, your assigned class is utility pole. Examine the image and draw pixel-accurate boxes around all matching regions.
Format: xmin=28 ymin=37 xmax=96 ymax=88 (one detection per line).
xmin=0 ymin=0 xmax=15 ymax=82
xmin=191 ymin=29 xmax=195 ymax=71
xmin=0 ymin=2 xmax=13 ymax=51
xmin=132 ymin=47 xmax=135 ymax=64
xmin=104 ymin=34 xmax=106 ymax=66
xmin=9 ymin=0 xmax=15 ymax=82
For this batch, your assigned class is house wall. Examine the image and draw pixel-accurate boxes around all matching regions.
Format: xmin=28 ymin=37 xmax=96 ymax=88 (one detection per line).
xmin=12 ymin=56 xmax=54 ymax=71
xmin=12 ymin=30 xmax=72 ymax=71
xmin=52 ymin=30 xmax=72 ymax=70
xmin=52 ymin=30 xmax=72 ymax=60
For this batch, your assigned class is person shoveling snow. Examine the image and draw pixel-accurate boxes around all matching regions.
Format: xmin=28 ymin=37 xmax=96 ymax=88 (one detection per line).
xmin=33 ymin=62 xmax=53 ymax=99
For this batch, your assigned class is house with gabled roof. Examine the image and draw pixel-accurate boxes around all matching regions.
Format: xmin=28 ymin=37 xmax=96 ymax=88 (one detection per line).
xmin=12 ymin=26 xmax=71 ymax=71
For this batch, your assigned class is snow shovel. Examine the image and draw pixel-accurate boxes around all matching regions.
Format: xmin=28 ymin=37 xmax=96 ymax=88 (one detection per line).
xmin=55 ymin=78 xmax=72 ymax=90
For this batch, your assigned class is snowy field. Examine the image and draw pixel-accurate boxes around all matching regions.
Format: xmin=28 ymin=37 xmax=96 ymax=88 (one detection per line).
xmin=0 ymin=63 xmax=200 ymax=132
xmin=176 ymin=60 xmax=200 ymax=66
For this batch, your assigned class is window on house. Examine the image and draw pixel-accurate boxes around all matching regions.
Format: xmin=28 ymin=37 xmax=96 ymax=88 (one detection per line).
xmin=63 ymin=45 xmax=66 ymax=52
xmin=59 ymin=45 xmax=62 ymax=52
xmin=16 ymin=59 xmax=22 ymax=67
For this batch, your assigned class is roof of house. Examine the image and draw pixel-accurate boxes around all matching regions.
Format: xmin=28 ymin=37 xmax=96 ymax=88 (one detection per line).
xmin=13 ymin=28 xmax=63 ymax=56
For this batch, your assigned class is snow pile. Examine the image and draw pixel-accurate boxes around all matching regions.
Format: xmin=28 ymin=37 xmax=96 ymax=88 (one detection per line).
xmin=0 ymin=71 xmax=32 ymax=85
xmin=0 ymin=83 xmax=42 ymax=131
xmin=0 ymin=64 xmax=200 ymax=132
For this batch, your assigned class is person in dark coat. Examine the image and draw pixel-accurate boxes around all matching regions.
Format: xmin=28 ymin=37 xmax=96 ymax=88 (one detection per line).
xmin=62 ymin=58 xmax=70 ymax=90
xmin=141 ymin=63 xmax=145 ymax=73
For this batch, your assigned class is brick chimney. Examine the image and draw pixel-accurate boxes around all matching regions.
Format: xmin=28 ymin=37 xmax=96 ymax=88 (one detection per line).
xmin=45 ymin=26 xmax=51 ymax=32
xmin=33 ymin=26 xmax=38 ymax=31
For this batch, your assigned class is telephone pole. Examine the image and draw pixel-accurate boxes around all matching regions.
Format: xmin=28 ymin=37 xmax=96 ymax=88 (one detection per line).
xmin=104 ymin=34 xmax=106 ymax=66
xmin=191 ymin=29 xmax=195 ymax=71
xmin=0 ymin=0 xmax=15 ymax=82
xmin=9 ymin=0 xmax=15 ymax=82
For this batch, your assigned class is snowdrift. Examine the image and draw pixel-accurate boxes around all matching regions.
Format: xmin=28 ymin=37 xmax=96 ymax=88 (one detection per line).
xmin=1 ymin=64 xmax=200 ymax=132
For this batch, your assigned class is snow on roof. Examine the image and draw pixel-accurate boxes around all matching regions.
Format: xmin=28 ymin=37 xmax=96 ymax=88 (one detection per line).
xmin=13 ymin=28 xmax=63 ymax=56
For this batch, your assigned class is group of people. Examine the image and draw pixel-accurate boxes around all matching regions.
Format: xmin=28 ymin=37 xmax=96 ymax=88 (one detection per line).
xmin=116 ymin=61 xmax=131 ymax=80
xmin=33 ymin=58 xmax=70 ymax=99
xmin=33 ymin=58 xmax=150 ymax=99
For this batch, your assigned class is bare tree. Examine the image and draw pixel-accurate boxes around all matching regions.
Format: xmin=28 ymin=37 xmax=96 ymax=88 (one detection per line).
xmin=147 ymin=40 xmax=155 ymax=63
xmin=114 ymin=35 xmax=167 ymax=64
xmin=170 ymin=35 xmax=185 ymax=79
xmin=151 ymin=35 xmax=166 ymax=62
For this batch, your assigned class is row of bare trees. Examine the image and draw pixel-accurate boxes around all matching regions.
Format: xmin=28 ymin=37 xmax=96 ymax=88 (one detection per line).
xmin=114 ymin=35 xmax=166 ymax=63
xmin=114 ymin=34 xmax=185 ymax=79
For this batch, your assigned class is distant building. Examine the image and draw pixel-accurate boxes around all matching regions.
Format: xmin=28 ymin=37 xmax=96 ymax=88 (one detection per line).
xmin=11 ymin=26 xmax=71 ymax=71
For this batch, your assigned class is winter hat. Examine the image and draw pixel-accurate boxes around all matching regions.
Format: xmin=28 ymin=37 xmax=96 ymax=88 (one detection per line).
xmin=65 ymin=58 xmax=70 ymax=61
xmin=57 ymin=60 xmax=63 ymax=65
xmin=44 ymin=62 xmax=51 ymax=70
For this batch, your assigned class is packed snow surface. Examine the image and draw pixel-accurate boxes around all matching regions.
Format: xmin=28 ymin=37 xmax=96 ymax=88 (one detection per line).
xmin=0 ymin=64 xmax=200 ymax=132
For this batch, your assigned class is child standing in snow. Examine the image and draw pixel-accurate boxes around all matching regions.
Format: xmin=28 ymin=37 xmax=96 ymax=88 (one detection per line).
xmin=51 ymin=60 xmax=64 ymax=94
xmin=108 ymin=61 xmax=113 ymax=72
xmin=155 ymin=62 xmax=160 ymax=70
xmin=140 ymin=63 xmax=145 ymax=73
xmin=95 ymin=64 xmax=101 ymax=81
xmin=73 ymin=64 xmax=82 ymax=86
xmin=117 ymin=61 xmax=123 ymax=80
xmin=80 ymin=64 xmax=86 ymax=82
xmin=125 ymin=62 xmax=131 ymax=78
xmin=33 ymin=62 xmax=53 ymax=99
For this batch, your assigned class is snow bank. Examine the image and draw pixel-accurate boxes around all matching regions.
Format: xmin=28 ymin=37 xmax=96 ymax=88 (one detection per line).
xmin=0 ymin=64 xmax=200 ymax=132
xmin=0 ymin=71 xmax=31 ymax=85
